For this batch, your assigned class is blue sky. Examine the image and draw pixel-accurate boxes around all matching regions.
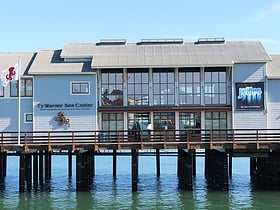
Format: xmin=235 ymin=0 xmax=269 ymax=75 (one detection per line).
xmin=0 ymin=0 xmax=280 ymax=53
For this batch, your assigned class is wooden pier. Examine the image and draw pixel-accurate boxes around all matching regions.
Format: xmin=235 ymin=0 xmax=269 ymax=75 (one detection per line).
xmin=1 ymin=128 xmax=280 ymax=192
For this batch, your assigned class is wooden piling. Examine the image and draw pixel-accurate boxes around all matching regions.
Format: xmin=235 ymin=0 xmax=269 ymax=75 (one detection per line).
xmin=68 ymin=150 xmax=72 ymax=177
xmin=131 ymin=149 xmax=138 ymax=192
xmin=205 ymin=149 xmax=229 ymax=191
xmin=156 ymin=149 xmax=160 ymax=177
xmin=39 ymin=151 xmax=44 ymax=185
xmin=76 ymin=150 xmax=94 ymax=191
xmin=33 ymin=152 xmax=38 ymax=188
xmin=19 ymin=154 xmax=25 ymax=192
xmin=113 ymin=149 xmax=117 ymax=178
xmin=177 ymin=149 xmax=193 ymax=190
xmin=26 ymin=154 xmax=32 ymax=191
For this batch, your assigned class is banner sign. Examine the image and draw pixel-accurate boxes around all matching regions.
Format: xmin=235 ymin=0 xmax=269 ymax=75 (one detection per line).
xmin=236 ymin=82 xmax=264 ymax=110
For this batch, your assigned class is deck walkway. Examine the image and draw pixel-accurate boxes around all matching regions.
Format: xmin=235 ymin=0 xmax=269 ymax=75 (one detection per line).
xmin=1 ymin=128 xmax=280 ymax=152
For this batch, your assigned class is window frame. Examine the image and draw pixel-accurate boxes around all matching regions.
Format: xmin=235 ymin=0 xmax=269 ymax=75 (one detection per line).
xmin=152 ymin=68 xmax=175 ymax=105
xmin=204 ymin=67 xmax=227 ymax=105
xmin=0 ymin=86 xmax=3 ymax=97
xmin=70 ymin=81 xmax=90 ymax=95
xmin=24 ymin=113 xmax=33 ymax=123
xmin=178 ymin=68 xmax=201 ymax=105
xmin=101 ymin=69 xmax=123 ymax=106
xmin=10 ymin=77 xmax=33 ymax=97
xmin=127 ymin=68 xmax=149 ymax=106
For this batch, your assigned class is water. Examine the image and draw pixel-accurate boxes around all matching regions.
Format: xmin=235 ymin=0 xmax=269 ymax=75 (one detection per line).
xmin=1 ymin=153 xmax=280 ymax=209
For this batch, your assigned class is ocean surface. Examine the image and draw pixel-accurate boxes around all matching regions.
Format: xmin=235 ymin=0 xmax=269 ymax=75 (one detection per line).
xmin=0 ymin=151 xmax=280 ymax=210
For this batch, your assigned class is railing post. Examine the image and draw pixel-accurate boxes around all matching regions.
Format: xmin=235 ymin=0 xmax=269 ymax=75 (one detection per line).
xmin=186 ymin=130 xmax=190 ymax=149
xmin=72 ymin=131 xmax=75 ymax=151
xmin=1 ymin=132 xmax=3 ymax=148
xmin=94 ymin=131 xmax=97 ymax=150
xmin=256 ymin=129 xmax=259 ymax=149
xmin=164 ymin=130 xmax=167 ymax=149
xmin=232 ymin=129 xmax=235 ymax=150
xmin=24 ymin=132 xmax=28 ymax=151
xmin=117 ymin=131 xmax=121 ymax=150
xmin=210 ymin=129 xmax=213 ymax=149
xmin=48 ymin=131 xmax=51 ymax=151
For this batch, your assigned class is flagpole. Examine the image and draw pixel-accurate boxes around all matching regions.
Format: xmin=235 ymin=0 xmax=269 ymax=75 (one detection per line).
xmin=18 ymin=57 xmax=21 ymax=145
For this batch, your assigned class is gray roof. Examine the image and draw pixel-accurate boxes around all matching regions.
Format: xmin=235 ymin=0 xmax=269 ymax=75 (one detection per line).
xmin=28 ymin=50 xmax=92 ymax=75
xmin=61 ymin=40 xmax=271 ymax=68
xmin=0 ymin=52 xmax=35 ymax=75
xmin=267 ymin=55 xmax=280 ymax=79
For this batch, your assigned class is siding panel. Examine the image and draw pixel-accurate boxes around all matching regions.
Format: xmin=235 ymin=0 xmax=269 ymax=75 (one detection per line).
xmin=233 ymin=63 xmax=267 ymax=129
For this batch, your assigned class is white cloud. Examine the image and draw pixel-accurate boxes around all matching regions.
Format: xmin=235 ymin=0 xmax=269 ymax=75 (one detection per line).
xmin=250 ymin=2 xmax=280 ymax=22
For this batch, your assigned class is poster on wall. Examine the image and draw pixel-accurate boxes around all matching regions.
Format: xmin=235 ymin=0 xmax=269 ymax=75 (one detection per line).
xmin=235 ymin=82 xmax=264 ymax=110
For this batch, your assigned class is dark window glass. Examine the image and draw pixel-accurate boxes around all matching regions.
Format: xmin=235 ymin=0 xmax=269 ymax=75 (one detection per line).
xmin=205 ymin=111 xmax=227 ymax=136
xmin=127 ymin=69 xmax=149 ymax=106
xmin=10 ymin=78 xmax=33 ymax=97
xmin=101 ymin=69 xmax=123 ymax=106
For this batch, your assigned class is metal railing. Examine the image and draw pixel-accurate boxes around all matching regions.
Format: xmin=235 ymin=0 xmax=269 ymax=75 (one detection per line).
xmin=1 ymin=129 xmax=280 ymax=152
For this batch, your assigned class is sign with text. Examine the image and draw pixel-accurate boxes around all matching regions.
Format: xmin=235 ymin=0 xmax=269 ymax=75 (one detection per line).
xmin=36 ymin=102 xmax=94 ymax=111
xmin=236 ymin=82 xmax=264 ymax=110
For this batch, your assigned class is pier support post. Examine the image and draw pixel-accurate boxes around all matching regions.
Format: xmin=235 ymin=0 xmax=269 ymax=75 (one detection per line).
xmin=39 ymin=151 xmax=44 ymax=185
xmin=131 ymin=149 xmax=138 ymax=192
xmin=156 ymin=149 xmax=160 ymax=177
xmin=113 ymin=149 xmax=117 ymax=178
xmin=68 ymin=150 xmax=72 ymax=177
xmin=0 ymin=152 xmax=7 ymax=178
xmin=91 ymin=150 xmax=95 ymax=177
xmin=33 ymin=152 xmax=38 ymax=189
xmin=228 ymin=154 xmax=232 ymax=177
xmin=205 ymin=149 xmax=229 ymax=191
xmin=44 ymin=151 xmax=51 ymax=182
xmin=192 ymin=150 xmax=196 ymax=177
xmin=251 ymin=151 xmax=280 ymax=190
xmin=177 ymin=149 xmax=193 ymax=190
xmin=19 ymin=154 xmax=25 ymax=192
xmin=26 ymin=154 xmax=32 ymax=191
xmin=76 ymin=150 xmax=93 ymax=191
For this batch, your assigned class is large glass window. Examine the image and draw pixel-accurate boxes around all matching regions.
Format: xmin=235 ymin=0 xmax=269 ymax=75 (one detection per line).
xmin=153 ymin=112 xmax=175 ymax=130
xmin=205 ymin=111 xmax=227 ymax=138
xmin=153 ymin=68 xmax=175 ymax=105
xmin=179 ymin=68 xmax=200 ymax=105
xmin=179 ymin=112 xmax=201 ymax=130
xmin=102 ymin=113 xmax=124 ymax=131
xmin=128 ymin=113 xmax=150 ymax=130
xmin=204 ymin=67 xmax=227 ymax=104
xmin=10 ymin=78 xmax=33 ymax=97
xmin=101 ymin=69 xmax=123 ymax=106
xmin=127 ymin=69 xmax=149 ymax=106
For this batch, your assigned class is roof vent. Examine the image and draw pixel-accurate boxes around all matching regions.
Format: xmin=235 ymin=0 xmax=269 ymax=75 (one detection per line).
xmin=138 ymin=38 xmax=184 ymax=45
xmin=96 ymin=39 xmax=126 ymax=45
xmin=196 ymin=37 xmax=225 ymax=44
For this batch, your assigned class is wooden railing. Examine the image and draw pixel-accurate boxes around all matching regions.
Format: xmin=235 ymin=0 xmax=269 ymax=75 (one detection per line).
xmin=1 ymin=129 xmax=280 ymax=152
